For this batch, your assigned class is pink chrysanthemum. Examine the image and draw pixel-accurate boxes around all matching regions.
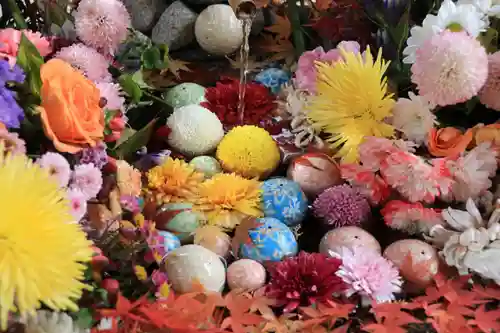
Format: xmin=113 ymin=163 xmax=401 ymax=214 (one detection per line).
xmin=70 ymin=163 xmax=103 ymax=200
xmin=55 ymin=43 xmax=111 ymax=82
xmin=0 ymin=129 xmax=26 ymax=155
xmin=381 ymin=200 xmax=443 ymax=234
xmin=66 ymin=188 xmax=88 ymax=222
xmin=411 ymin=30 xmax=488 ymax=107
xmin=478 ymin=51 xmax=500 ymax=111
xmin=36 ymin=152 xmax=71 ymax=188
xmin=334 ymin=246 xmax=402 ymax=303
xmin=0 ymin=28 xmax=51 ymax=66
xmin=340 ymin=163 xmax=391 ymax=205
xmin=74 ymin=0 xmax=131 ymax=55
xmin=313 ymin=185 xmax=371 ymax=228
xmin=358 ymin=137 xmax=416 ymax=172
xmin=95 ymin=81 xmax=125 ymax=112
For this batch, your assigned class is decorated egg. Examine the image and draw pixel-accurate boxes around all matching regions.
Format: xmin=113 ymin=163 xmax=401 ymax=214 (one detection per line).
xmin=261 ymin=178 xmax=308 ymax=227
xmin=287 ymin=153 xmax=343 ymax=198
xmin=239 ymin=217 xmax=298 ymax=262
xmin=155 ymin=203 xmax=201 ymax=241
xmin=189 ymin=156 xmax=222 ymax=179
xmin=383 ymin=239 xmax=439 ymax=287
xmin=157 ymin=231 xmax=181 ymax=252
xmin=194 ymin=225 xmax=231 ymax=257
xmin=254 ymin=68 xmax=291 ymax=94
xmin=319 ymin=226 xmax=381 ymax=256
xmin=164 ymin=244 xmax=226 ymax=293
xmin=164 ymin=83 xmax=206 ymax=109
xmin=195 ymin=4 xmax=243 ymax=55
xmin=227 ymin=259 xmax=266 ymax=291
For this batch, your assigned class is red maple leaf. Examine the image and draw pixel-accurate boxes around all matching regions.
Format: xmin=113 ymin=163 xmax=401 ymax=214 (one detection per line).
xmin=468 ymin=305 xmax=500 ymax=333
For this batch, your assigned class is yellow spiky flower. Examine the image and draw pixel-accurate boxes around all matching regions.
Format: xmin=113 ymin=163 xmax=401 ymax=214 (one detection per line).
xmin=196 ymin=173 xmax=262 ymax=230
xmin=308 ymin=46 xmax=395 ymax=162
xmin=0 ymin=147 xmax=93 ymax=329
xmin=146 ymin=157 xmax=204 ymax=204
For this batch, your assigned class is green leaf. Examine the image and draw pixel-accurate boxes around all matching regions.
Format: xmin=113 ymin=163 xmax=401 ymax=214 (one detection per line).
xmin=132 ymin=70 xmax=152 ymax=89
xmin=75 ymin=308 xmax=94 ymax=329
xmin=141 ymin=46 xmax=165 ymax=70
xmin=389 ymin=1 xmax=411 ymax=54
xmin=479 ymin=28 xmax=498 ymax=53
xmin=16 ymin=34 xmax=44 ymax=99
xmin=118 ymin=73 xmax=143 ymax=103
xmin=7 ymin=0 xmax=28 ymax=29
xmin=113 ymin=119 xmax=157 ymax=159
xmin=115 ymin=127 xmax=136 ymax=147
xmin=160 ymin=44 xmax=170 ymax=66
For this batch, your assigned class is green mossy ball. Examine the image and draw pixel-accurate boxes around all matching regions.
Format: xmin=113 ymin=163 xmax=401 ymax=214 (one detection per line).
xmin=164 ymin=83 xmax=206 ymax=109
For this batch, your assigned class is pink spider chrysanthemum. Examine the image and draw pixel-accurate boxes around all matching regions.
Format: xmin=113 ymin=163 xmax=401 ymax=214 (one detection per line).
xmin=95 ymin=81 xmax=125 ymax=112
xmin=381 ymin=200 xmax=443 ymax=234
xmin=74 ymin=0 xmax=131 ymax=55
xmin=478 ymin=51 xmax=500 ymax=111
xmin=411 ymin=30 xmax=488 ymax=107
xmin=334 ymin=246 xmax=402 ymax=303
xmin=55 ymin=43 xmax=112 ymax=82
xmin=70 ymin=163 xmax=103 ymax=200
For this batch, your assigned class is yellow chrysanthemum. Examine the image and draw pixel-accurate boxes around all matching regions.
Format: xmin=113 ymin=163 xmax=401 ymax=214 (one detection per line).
xmin=146 ymin=157 xmax=204 ymax=204
xmin=308 ymin=46 xmax=395 ymax=162
xmin=0 ymin=149 xmax=93 ymax=329
xmin=196 ymin=173 xmax=262 ymax=230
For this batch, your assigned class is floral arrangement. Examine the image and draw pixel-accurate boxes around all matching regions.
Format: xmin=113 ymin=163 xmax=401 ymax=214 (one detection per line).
xmin=2 ymin=0 xmax=500 ymax=332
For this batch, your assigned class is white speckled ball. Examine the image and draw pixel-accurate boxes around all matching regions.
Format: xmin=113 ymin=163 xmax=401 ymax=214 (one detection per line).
xmin=164 ymin=244 xmax=226 ymax=293
xmin=227 ymin=259 xmax=266 ymax=291
xmin=167 ymin=105 xmax=224 ymax=156
xmin=195 ymin=4 xmax=244 ymax=55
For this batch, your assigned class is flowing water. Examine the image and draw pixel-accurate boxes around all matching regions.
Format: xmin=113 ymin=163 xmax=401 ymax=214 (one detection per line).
xmin=237 ymin=16 xmax=253 ymax=125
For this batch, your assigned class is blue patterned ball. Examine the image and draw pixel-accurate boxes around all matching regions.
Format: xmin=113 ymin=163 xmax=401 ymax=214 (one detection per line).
xmin=158 ymin=231 xmax=181 ymax=252
xmin=239 ymin=217 xmax=298 ymax=262
xmin=261 ymin=177 xmax=308 ymax=227
xmin=254 ymin=68 xmax=291 ymax=94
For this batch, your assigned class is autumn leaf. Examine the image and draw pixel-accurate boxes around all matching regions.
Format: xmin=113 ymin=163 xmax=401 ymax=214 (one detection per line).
xmin=227 ymin=54 xmax=268 ymax=71
xmin=221 ymin=291 xmax=265 ymax=333
xmin=232 ymin=217 xmax=262 ymax=257
xmin=364 ymin=302 xmax=420 ymax=333
xmin=468 ymin=305 xmax=500 ymax=333
xmin=161 ymin=57 xmax=191 ymax=79
xmin=249 ymin=288 xmax=277 ymax=320
xmin=423 ymin=303 xmax=472 ymax=333
xmin=258 ymin=35 xmax=295 ymax=65
xmin=264 ymin=14 xmax=291 ymax=39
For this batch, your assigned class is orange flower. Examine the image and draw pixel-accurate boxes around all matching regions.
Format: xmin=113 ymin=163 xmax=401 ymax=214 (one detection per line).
xmin=474 ymin=123 xmax=500 ymax=148
xmin=427 ymin=127 xmax=473 ymax=157
xmin=38 ymin=59 xmax=104 ymax=153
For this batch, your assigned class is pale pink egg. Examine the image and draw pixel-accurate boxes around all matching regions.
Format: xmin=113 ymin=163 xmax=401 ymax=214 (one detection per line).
xmin=319 ymin=226 xmax=381 ymax=255
xmin=227 ymin=259 xmax=266 ymax=291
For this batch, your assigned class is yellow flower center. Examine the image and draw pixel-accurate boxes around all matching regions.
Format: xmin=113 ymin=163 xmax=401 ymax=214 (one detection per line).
xmin=447 ymin=23 xmax=463 ymax=32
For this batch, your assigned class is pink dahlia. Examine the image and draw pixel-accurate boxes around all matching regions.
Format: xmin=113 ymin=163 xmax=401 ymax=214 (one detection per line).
xmin=335 ymin=246 xmax=402 ymax=303
xmin=294 ymin=41 xmax=360 ymax=94
xmin=381 ymin=200 xmax=443 ymax=234
xmin=313 ymin=184 xmax=371 ymax=228
xmin=478 ymin=51 xmax=500 ymax=111
xmin=70 ymin=163 xmax=103 ymax=200
xmin=411 ymin=30 xmax=488 ymax=107
xmin=55 ymin=43 xmax=111 ymax=82
xmin=266 ymin=251 xmax=345 ymax=312
xmin=74 ymin=0 xmax=131 ymax=55
xmin=0 ymin=28 xmax=51 ymax=66
xmin=37 ymin=152 xmax=71 ymax=188
xmin=95 ymin=81 xmax=125 ymax=112
xmin=66 ymin=188 xmax=88 ymax=222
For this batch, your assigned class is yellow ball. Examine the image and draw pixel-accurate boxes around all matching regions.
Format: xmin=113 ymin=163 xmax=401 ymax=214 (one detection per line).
xmin=216 ymin=126 xmax=280 ymax=179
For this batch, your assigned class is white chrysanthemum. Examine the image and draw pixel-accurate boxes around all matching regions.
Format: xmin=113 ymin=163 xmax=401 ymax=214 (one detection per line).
xmin=403 ymin=0 xmax=487 ymax=64
xmin=391 ymin=92 xmax=437 ymax=145
xmin=167 ymin=104 xmax=224 ymax=156
xmin=458 ymin=0 xmax=500 ymax=17
xmin=25 ymin=310 xmax=89 ymax=333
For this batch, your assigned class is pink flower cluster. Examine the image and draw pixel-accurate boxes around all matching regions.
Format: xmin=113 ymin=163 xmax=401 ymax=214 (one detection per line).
xmin=0 ymin=28 xmax=51 ymax=66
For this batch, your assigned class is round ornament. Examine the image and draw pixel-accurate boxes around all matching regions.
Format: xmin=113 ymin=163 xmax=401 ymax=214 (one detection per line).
xmin=319 ymin=226 xmax=381 ymax=256
xmin=261 ymin=177 xmax=308 ymax=227
xmin=239 ymin=217 xmax=298 ymax=262
xmin=254 ymin=68 xmax=290 ymax=94
xmin=287 ymin=153 xmax=342 ymax=198
xmin=164 ymin=83 xmax=206 ymax=109
xmin=157 ymin=231 xmax=181 ymax=252
xmin=194 ymin=225 xmax=231 ymax=257
xmin=167 ymin=104 xmax=224 ymax=157
xmin=227 ymin=259 xmax=266 ymax=291
xmin=189 ymin=156 xmax=222 ymax=179
xmin=383 ymin=239 xmax=439 ymax=287
xmin=195 ymin=4 xmax=243 ymax=55
xmin=155 ymin=202 xmax=201 ymax=241
xmin=164 ymin=244 xmax=226 ymax=293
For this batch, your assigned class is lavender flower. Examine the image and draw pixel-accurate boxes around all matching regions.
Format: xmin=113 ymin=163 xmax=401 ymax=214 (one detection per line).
xmin=0 ymin=60 xmax=25 ymax=86
xmin=0 ymin=60 xmax=25 ymax=128
xmin=77 ymin=142 xmax=108 ymax=169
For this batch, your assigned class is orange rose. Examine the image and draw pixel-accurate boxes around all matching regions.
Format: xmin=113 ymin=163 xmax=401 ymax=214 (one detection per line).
xmin=427 ymin=127 xmax=473 ymax=157
xmin=38 ymin=59 xmax=104 ymax=153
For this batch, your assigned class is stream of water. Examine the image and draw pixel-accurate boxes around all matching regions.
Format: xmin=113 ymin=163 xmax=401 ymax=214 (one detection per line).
xmin=237 ymin=16 xmax=253 ymax=125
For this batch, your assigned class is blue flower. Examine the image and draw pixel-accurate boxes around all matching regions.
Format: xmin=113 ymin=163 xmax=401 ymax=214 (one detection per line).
xmin=0 ymin=87 xmax=24 ymax=128
xmin=0 ymin=60 xmax=25 ymax=86
xmin=254 ymin=68 xmax=290 ymax=94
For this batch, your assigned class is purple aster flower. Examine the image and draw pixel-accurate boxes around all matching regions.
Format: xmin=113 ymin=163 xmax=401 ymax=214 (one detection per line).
xmin=0 ymin=60 xmax=25 ymax=86
xmin=0 ymin=87 xmax=24 ymax=128
xmin=77 ymin=141 xmax=108 ymax=169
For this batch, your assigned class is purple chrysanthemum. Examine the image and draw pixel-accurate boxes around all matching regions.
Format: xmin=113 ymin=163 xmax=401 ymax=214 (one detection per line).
xmin=55 ymin=43 xmax=112 ymax=82
xmin=313 ymin=184 xmax=371 ymax=228
xmin=77 ymin=142 xmax=108 ymax=169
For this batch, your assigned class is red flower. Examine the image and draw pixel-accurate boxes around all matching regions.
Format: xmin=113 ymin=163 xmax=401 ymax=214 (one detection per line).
xmin=201 ymin=77 xmax=275 ymax=128
xmin=266 ymin=251 xmax=345 ymax=312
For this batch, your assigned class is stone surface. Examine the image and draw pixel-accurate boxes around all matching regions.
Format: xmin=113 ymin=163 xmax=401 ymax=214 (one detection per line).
xmin=152 ymin=1 xmax=198 ymax=51
xmin=124 ymin=0 xmax=165 ymax=32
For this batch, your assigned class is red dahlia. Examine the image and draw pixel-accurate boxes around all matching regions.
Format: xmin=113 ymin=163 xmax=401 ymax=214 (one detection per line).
xmin=201 ymin=77 xmax=275 ymax=128
xmin=266 ymin=251 xmax=345 ymax=312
